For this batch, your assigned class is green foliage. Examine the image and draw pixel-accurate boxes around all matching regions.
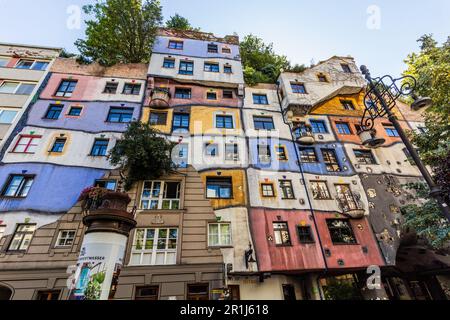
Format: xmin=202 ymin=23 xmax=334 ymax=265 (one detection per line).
xmin=109 ymin=122 xmax=176 ymax=191
xmin=323 ymin=279 xmax=362 ymax=300
xmin=165 ymin=14 xmax=200 ymax=31
xmin=59 ymin=49 xmax=77 ymax=58
xmin=84 ymin=272 xmax=105 ymax=300
xmin=75 ymin=0 xmax=163 ymax=66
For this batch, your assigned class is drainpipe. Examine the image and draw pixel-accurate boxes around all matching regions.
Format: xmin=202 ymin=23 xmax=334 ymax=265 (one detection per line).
xmin=275 ymin=81 xmax=328 ymax=298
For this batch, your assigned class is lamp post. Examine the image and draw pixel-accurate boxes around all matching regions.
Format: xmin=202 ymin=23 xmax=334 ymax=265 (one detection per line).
xmin=359 ymin=65 xmax=450 ymax=221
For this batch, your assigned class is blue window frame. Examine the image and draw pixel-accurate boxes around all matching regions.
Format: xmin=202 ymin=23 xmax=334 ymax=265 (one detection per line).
xmin=216 ymin=115 xmax=234 ymax=129
xmin=253 ymin=94 xmax=268 ymax=105
xmin=45 ymin=105 xmax=63 ymax=120
xmin=174 ymin=88 xmax=191 ymax=99
xmin=291 ymin=83 xmax=307 ymax=94
xmin=55 ymin=80 xmax=77 ymax=97
xmin=204 ymin=63 xmax=220 ymax=72
xmin=179 ymin=61 xmax=194 ymax=75
xmin=253 ymin=116 xmax=275 ymax=130
xmin=107 ymin=107 xmax=134 ymax=123
xmin=50 ymin=138 xmax=66 ymax=153
xmin=172 ymin=113 xmax=190 ymax=132
xmin=163 ymin=58 xmax=175 ymax=69
xmin=206 ymin=177 xmax=232 ymax=199
xmin=384 ymin=125 xmax=400 ymax=137
xmin=90 ymin=139 xmax=109 ymax=156
xmin=68 ymin=106 xmax=82 ymax=116
xmin=310 ymin=120 xmax=328 ymax=134
xmin=336 ymin=122 xmax=352 ymax=135
xmin=168 ymin=40 xmax=183 ymax=50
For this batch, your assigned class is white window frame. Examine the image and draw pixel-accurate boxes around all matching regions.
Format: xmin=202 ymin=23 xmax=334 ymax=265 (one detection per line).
xmin=55 ymin=230 xmax=76 ymax=247
xmin=0 ymin=56 xmax=9 ymax=67
xmin=0 ymin=108 xmax=19 ymax=124
xmin=8 ymin=224 xmax=36 ymax=251
xmin=130 ymin=228 xmax=178 ymax=266
xmin=140 ymin=181 xmax=181 ymax=210
xmin=14 ymin=59 xmax=50 ymax=71
xmin=225 ymin=143 xmax=239 ymax=161
xmin=0 ymin=81 xmax=36 ymax=95
xmin=208 ymin=223 xmax=232 ymax=247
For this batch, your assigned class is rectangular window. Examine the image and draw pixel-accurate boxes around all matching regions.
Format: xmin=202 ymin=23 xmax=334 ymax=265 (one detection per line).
xmin=335 ymin=184 xmax=359 ymax=212
xmin=31 ymin=61 xmax=50 ymax=71
xmin=163 ymin=58 xmax=175 ymax=69
xmin=135 ymin=286 xmax=159 ymax=301
xmin=204 ymin=62 xmax=220 ymax=73
xmin=276 ymin=146 xmax=288 ymax=161
xmin=12 ymin=135 xmax=41 ymax=153
xmin=291 ymin=82 xmax=307 ymax=94
xmin=223 ymin=90 xmax=233 ymax=99
xmin=354 ymin=149 xmax=376 ymax=164
xmin=297 ymin=226 xmax=315 ymax=244
xmin=205 ymin=143 xmax=219 ymax=157
xmin=174 ymin=88 xmax=192 ymax=99
xmin=2 ymin=175 xmax=34 ymax=198
xmin=206 ymin=177 xmax=232 ymax=199
xmin=341 ymin=100 xmax=355 ymax=110
xmin=0 ymin=109 xmax=18 ymax=124
xmin=45 ymin=104 xmax=63 ymax=120
xmin=222 ymin=47 xmax=231 ymax=54
xmin=50 ymin=138 xmax=66 ymax=153
xmin=224 ymin=65 xmax=232 ymax=74
xmin=384 ymin=125 xmax=400 ymax=137
xmin=257 ymin=144 xmax=271 ymax=164
xmin=15 ymin=59 xmax=34 ymax=69
xmin=56 ymin=230 xmax=76 ymax=247
xmin=140 ymin=181 xmax=181 ymax=210
xmin=168 ymin=40 xmax=183 ymax=50
xmin=149 ymin=112 xmax=168 ymax=125
xmin=208 ymin=223 xmax=231 ymax=247
xmin=299 ymin=147 xmax=318 ymax=163
xmin=0 ymin=57 xmax=9 ymax=67
xmin=36 ymin=290 xmax=61 ymax=301
xmin=107 ymin=107 xmax=134 ymax=123
xmin=55 ymin=80 xmax=77 ymax=97
xmin=327 ymin=219 xmax=357 ymax=244
xmin=225 ymin=144 xmax=239 ymax=161
xmin=216 ymin=115 xmax=234 ymax=129
xmin=8 ymin=224 xmax=36 ymax=251
xmin=0 ymin=81 xmax=19 ymax=94
xmin=68 ymin=106 xmax=82 ymax=116
xmin=90 ymin=139 xmax=109 ymax=156
xmin=253 ymin=116 xmax=275 ymax=130
xmin=207 ymin=43 xmax=218 ymax=53
xmin=95 ymin=179 xmax=117 ymax=191
xmin=341 ymin=64 xmax=352 ymax=73
xmin=273 ymin=222 xmax=291 ymax=246
xmin=15 ymin=83 xmax=36 ymax=95
xmin=261 ymin=183 xmax=275 ymax=197
xmin=253 ymin=94 xmax=269 ymax=105
xmin=310 ymin=181 xmax=331 ymax=200
xmin=179 ymin=61 xmax=194 ymax=75
xmin=172 ymin=113 xmax=190 ymax=132
xmin=130 ymin=228 xmax=178 ymax=266
xmin=123 ymin=83 xmax=141 ymax=95
xmin=103 ymin=82 xmax=118 ymax=94
xmin=187 ymin=284 xmax=209 ymax=301
xmin=318 ymin=74 xmax=328 ymax=82
xmin=310 ymin=120 xmax=328 ymax=134
xmin=207 ymin=91 xmax=217 ymax=100
xmin=322 ymin=149 xmax=341 ymax=172
xmin=336 ymin=122 xmax=352 ymax=135
xmin=279 ymin=180 xmax=295 ymax=199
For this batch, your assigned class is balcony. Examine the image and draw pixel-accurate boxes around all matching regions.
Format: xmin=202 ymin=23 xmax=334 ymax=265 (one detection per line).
xmin=293 ymin=124 xmax=315 ymax=145
xmin=149 ymin=88 xmax=171 ymax=108
xmin=335 ymin=192 xmax=366 ymax=219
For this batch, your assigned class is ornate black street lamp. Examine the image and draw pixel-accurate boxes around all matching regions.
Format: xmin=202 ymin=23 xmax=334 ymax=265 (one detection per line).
xmin=359 ymin=65 xmax=450 ymax=221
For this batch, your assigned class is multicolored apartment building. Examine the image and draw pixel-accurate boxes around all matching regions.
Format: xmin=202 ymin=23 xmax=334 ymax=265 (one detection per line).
xmin=0 ymin=30 xmax=448 ymax=301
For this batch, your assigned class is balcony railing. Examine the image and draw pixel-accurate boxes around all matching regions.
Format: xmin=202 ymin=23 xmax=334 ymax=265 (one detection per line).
xmin=149 ymin=88 xmax=171 ymax=108
xmin=335 ymin=192 xmax=366 ymax=219
xmin=293 ymin=124 xmax=315 ymax=145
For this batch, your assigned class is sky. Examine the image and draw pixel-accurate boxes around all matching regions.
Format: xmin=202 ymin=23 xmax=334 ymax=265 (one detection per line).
xmin=0 ymin=0 xmax=449 ymax=78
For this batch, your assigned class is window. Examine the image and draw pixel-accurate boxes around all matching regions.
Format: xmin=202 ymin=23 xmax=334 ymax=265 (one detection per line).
xmin=261 ymin=183 xmax=275 ymax=197
xmin=206 ymin=177 xmax=232 ymax=199
xmin=216 ymin=115 xmax=234 ymax=129
xmin=297 ymin=226 xmax=315 ymax=243
xmin=8 ymin=224 xmax=36 ymax=251
xmin=205 ymin=143 xmax=219 ymax=157
xmin=55 ymin=80 xmax=77 ymax=97
xmin=336 ymin=122 xmax=352 ymax=135
xmin=50 ymin=138 xmax=66 ymax=153
xmin=207 ymin=43 xmax=218 ymax=53
xmin=187 ymin=284 xmax=209 ymax=301
xmin=222 ymin=47 xmax=231 ymax=54
xmin=36 ymin=290 xmax=60 ymax=301
xmin=223 ymin=90 xmax=233 ymax=99
xmin=384 ymin=125 xmax=400 ymax=137
xmin=123 ymin=83 xmax=141 ymax=95
xmin=172 ymin=113 xmax=190 ymax=132
xmin=90 ymin=139 xmax=109 ymax=156
xmin=15 ymin=60 xmax=49 ymax=71
xmin=135 ymin=286 xmax=159 ymax=300
xmin=2 ymin=175 xmax=34 ymax=198
xmin=310 ymin=181 xmax=331 ymax=200
xmin=174 ymin=88 xmax=192 ymax=99
xmin=31 ymin=61 xmax=49 ymax=71
xmin=149 ymin=112 xmax=168 ymax=125
xmin=0 ymin=81 xmax=19 ymax=93
xmin=279 ymin=180 xmax=295 ymax=199
xmin=0 ymin=109 xmax=18 ymax=124
xmin=327 ymin=219 xmax=357 ymax=244
xmin=68 ymin=106 xmax=82 ymax=116
xmin=322 ymin=149 xmax=341 ymax=172
xmin=291 ymin=82 xmax=307 ymax=94
xmin=107 ymin=107 xmax=134 ymax=123
xmin=207 ymin=91 xmax=217 ymax=100
xmin=140 ymin=181 xmax=181 ymax=210
xmin=163 ymin=58 xmax=175 ymax=69
xmin=15 ymin=83 xmax=36 ymax=95
xmin=179 ymin=61 xmax=194 ymax=75
xmin=224 ymin=65 xmax=232 ymax=74
xmin=168 ymin=40 xmax=183 ymax=50
xmin=354 ymin=149 xmax=376 ymax=164
xmin=253 ymin=116 xmax=275 ymax=130
xmin=341 ymin=64 xmax=352 ymax=73
xmin=273 ymin=222 xmax=291 ymax=246
xmin=299 ymin=147 xmax=318 ymax=163
xmin=130 ymin=228 xmax=178 ymax=266
xmin=15 ymin=59 xmax=34 ymax=69
xmin=310 ymin=120 xmax=328 ymax=133
xmin=276 ymin=146 xmax=288 ymax=161
xmin=56 ymin=230 xmax=76 ymax=247
xmin=335 ymin=184 xmax=359 ymax=212
xmin=204 ymin=62 xmax=220 ymax=72
xmin=95 ymin=179 xmax=117 ymax=191
xmin=0 ymin=57 xmax=9 ymax=67
xmin=258 ymin=144 xmax=271 ymax=164
xmin=253 ymin=94 xmax=269 ymax=105
xmin=283 ymin=285 xmax=296 ymax=301
xmin=45 ymin=105 xmax=63 ymax=119
xmin=103 ymin=82 xmax=118 ymax=94
xmin=225 ymin=144 xmax=239 ymax=161
xmin=12 ymin=135 xmax=41 ymax=153
xmin=208 ymin=223 xmax=231 ymax=247
xmin=341 ymin=100 xmax=355 ymax=110
xmin=318 ymin=74 xmax=328 ymax=82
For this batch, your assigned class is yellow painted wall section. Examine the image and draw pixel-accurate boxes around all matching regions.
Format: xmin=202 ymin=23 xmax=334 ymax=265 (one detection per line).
xmin=143 ymin=107 xmax=174 ymax=134
xmin=200 ymin=169 xmax=247 ymax=210
xmin=190 ymin=106 xmax=242 ymax=135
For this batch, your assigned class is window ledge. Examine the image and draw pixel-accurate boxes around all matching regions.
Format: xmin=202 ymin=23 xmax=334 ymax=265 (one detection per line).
xmin=137 ymin=209 xmax=186 ymax=214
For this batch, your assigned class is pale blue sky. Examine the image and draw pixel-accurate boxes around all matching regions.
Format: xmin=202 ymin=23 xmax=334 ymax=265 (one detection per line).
xmin=0 ymin=0 xmax=449 ymax=77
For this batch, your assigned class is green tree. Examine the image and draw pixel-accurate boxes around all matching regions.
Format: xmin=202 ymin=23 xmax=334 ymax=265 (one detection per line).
xmin=75 ymin=0 xmax=163 ymax=66
xmin=165 ymin=14 xmax=200 ymax=31
xmin=109 ymin=122 xmax=176 ymax=191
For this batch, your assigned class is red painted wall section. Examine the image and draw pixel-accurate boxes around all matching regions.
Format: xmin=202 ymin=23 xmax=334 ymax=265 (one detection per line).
xmin=5 ymin=58 xmax=19 ymax=68
xmin=250 ymin=208 xmax=326 ymax=273
xmin=314 ymin=212 xmax=385 ymax=270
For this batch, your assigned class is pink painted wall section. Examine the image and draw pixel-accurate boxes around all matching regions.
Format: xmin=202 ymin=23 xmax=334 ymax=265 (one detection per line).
xmin=5 ymin=58 xmax=19 ymax=68
xmin=249 ymin=208 xmax=326 ymax=273
xmin=314 ymin=212 xmax=385 ymax=270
